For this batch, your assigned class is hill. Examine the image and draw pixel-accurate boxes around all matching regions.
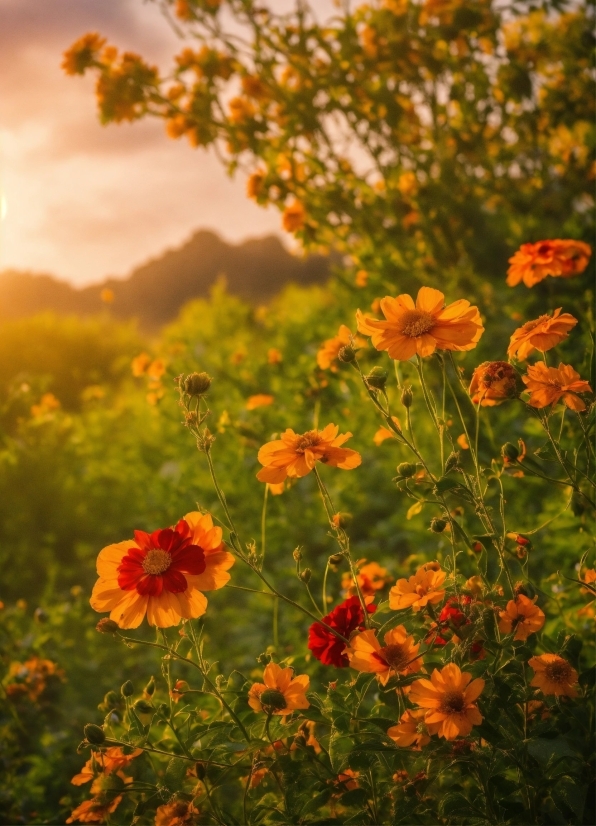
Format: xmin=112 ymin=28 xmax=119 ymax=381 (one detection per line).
xmin=0 ymin=230 xmax=331 ymax=328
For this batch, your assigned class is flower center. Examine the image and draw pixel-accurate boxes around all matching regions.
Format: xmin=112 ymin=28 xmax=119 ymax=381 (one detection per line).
xmin=295 ymin=431 xmax=322 ymax=452
xmin=440 ymin=690 xmax=465 ymax=714
xmin=398 ymin=310 xmax=435 ymax=338
xmin=544 ymin=661 xmax=572 ymax=684
xmin=524 ymin=314 xmax=549 ymax=332
xmin=378 ymin=644 xmax=409 ymax=670
xmin=142 ymin=549 xmax=172 ymax=576
xmin=259 ymin=688 xmax=287 ymax=712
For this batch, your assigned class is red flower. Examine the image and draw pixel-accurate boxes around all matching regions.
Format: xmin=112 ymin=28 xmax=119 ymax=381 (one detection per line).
xmin=308 ymin=596 xmax=376 ymax=667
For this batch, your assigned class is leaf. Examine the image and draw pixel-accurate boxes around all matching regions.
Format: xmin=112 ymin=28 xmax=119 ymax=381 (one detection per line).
xmin=434 ymin=476 xmax=462 ymax=493
xmin=339 ymin=788 xmax=370 ymax=808
xmin=163 ymin=756 xmax=189 ymax=792
xmin=406 ymin=501 xmax=424 ymax=520
xmin=440 ymin=791 xmax=476 ymax=818
xmin=299 ymin=788 xmax=333 ymax=817
xmin=527 ymin=737 xmax=579 ymax=767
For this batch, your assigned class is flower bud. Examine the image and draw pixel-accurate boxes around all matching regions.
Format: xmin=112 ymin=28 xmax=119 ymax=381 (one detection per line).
xmin=501 ymin=443 xmax=519 ymax=463
xmin=365 ymin=367 xmax=387 ymax=390
xmin=328 ymin=553 xmax=343 ymax=566
xmin=472 ymin=541 xmax=483 ymax=554
xmin=194 ymin=762 xmax=206 ymax=780
xmin=444 ymin=451 xmax=460 ymax=473
xmin=102 ymin=691 xmax=119 ymax=709
xmin=34 ymin=608 xmax=48 ymax=623
xmin=184 ymin=372 xmax=212 ymax=397
xmin=133 ymin=699 xmax=154 ymax=715
xmin=84 ymin=724 xmax=106 ymax=745
xmin=430 ymin=517 xmax=447 ymax=533
xmin=300 ymin=568 xmax=312 ymax=584
xmin=401 ymin=385 xmax=413 ymax=408
xmin=338 ymin=345 xmax=356 ymax=363
xmin=396 ymin=462 xmax=417 ymax=478
xmin=121 ymin=680 xmax=134 ymax=698
xmin=96 ymin=618 xmax=119 ymax=635
xmin=157 ymin=702 xmax=170 ymax=719
xmin=144 ymin=677 xmax=155 ymax=697
xmin=257 ymin=652 xmax=272 ymax=666
xmin=292 ymin=548 xmax=303 ymax=562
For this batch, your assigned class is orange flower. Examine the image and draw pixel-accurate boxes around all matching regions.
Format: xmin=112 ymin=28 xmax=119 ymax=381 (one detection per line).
xmin=66 ymin=795 xmax=122 ymax=824
xmin=246 ymin=394 xmax=274 ymax=410
xmin=528 ymin=654 xmax=578 ymax=698
xmin=282 ymin=200 xmax=305 ymax=233
xmin=248 ymin=662 xmax=309 ymax=715
xmin=356 ymin=287 xmax=483 ymax=361
xmin=508 ymin=309 xmax=578 ymax=360
xmin=131 ymin=353 xmax=151 ymax=376
xmin=248 ymin=766 xmax=269 ymax=788
xmin=335 ymin=769 xmax=360 ymax=791
xmin=5 ymin=657 xmax=65 ymax=702
xmin=498 ymin=594 xmax=545 ymax=641
xmin=71 ymin=748 xmax=142 ymax=785
xmin=355 ymin=269 xmax=368 ymax=287
xmin=469 ymin=361 xmax=519 ymax=406
xmin=342 ymin=560 xmax=392 ymax=597
xmin=387 ymin=708 xmax=439 ymax=749
xmin=373 ymin=426 xmax=393 ymax=445
xmin=409 ymin=663 xmax=485 ymax=740
xmin=62 ymin=33 xmax=106 ymax=76
xmin=31 ymin=393 xmax=61 ymax=417
xmin=346 ymin=626 xmax=423 ymax=686
xmin=90 ymin=512 xmax=234 ymax=629
xmin=389 ymin=563 xmax=446 ymax=612
xmin=155 ymin=800 xmax=200 ymax=826
xmin=256 ymin=424 xmax=361 ymax=484
xmin=317 ymin=324 xmax=352 ymax=370
xmin=507 ymin=239 xmax=592 ymax=287
xmin=267 ymin=348 xmax=283 ymax=364
xmin=522 ymin=362 xmax=592 ymax=411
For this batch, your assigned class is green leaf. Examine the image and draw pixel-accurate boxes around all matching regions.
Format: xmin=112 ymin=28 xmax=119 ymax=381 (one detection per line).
xmin=299 ymin=788 xmax=333 ymax=817
xmin=163 ymin=756 xmax=188 ymax=792
xmin=339 ymin=788 xmax=370 ymax=808
xmin=527 ymin=737 xmax=579 ymax=766
xmin=406 ymin=501 xmax=424 ymax=520
xmin=440 ymin=791 xmax=476 ymax=818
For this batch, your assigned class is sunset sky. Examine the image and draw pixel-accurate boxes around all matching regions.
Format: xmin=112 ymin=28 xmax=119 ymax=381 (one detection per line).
xmin=0 ymin=0 xmax=333 ymax=286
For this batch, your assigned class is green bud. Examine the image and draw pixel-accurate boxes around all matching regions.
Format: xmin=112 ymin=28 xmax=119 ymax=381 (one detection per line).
xmin=103 ymin=691 xmax=119 ymax=709
xmin=257 ymin=652 xmax=272 ymax=666
xmin=194 ymin=761 xmax=206 ymax=780
xmin=430 ymin=517 xmax=447 ymax=533
xmin=365 ymin=366 xmax=387 ymax=390
xmin=338 ymin=345 xmax=356 ymax=363
xmin=133 ymin=700 xmax=154 ymax=715
xmin=259 ymin=688 xmax=287 ymax=712
xmin=157 ymin=703 xmax=170 ymax=719
xmin=396 ymin=462 xmax=417 ymax=478
xmin=121 ymin=681 xmax=134 ymax=698
xmin=84 ymin=724 xmax=106 ymax=745
xmin=501 ymin=442 xmax=519 ymax=463
xmin=144 ymin=677 xmax=155 ymax=697
xmin=299 ymin=568 xmax=312 ymax=584
xmin=184 ymin=372 xmax=212 ymax=397
xmin=571 ymin=491 xmax=585 ymax=517
xmin=401 ymin=385 xmax=413 ymax=408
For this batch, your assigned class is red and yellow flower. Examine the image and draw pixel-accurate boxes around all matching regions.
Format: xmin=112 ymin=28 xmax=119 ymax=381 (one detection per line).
xmin=507 ymin=239 xmax=592 ymax=288
xmin=90 ymin=512 xmax=234 ymax=628
xmin=409 ymin=663 xmax=485 ymax=740
xmin=346 ymin=626 xmax=423 ymax=686
xmin=356 ymin=287 xmax=483 ymax=361
xmin=522 ymin=362 xmax=592 ymax=411
xmin=508 ymin=309 xmax=578 ymax=360
xmin=248 ymin=663 xmax=310 ymax=715
xmin=528 ymin=654 xmax=579 ymax=698
xmin=498 ymin=594 xmax=545 ymax=641
xmin=256 ymin=424 xmax=361 ymax=483
xmin=308 ymin=595 xmax=376 ymax=668
xmin=389 ymin=562 xmax=446 ymax=612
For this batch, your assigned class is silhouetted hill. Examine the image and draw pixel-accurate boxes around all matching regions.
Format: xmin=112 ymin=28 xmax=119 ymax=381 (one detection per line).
xmin=0 ymin=231 xmax=331 ymax=328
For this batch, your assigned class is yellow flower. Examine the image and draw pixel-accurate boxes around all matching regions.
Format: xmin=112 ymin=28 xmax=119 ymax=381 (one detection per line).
xmin=409 ymin=663 xmax=484 ymax=740
xmin=389 ymin=563 xmax=446 ymax=612
xmin=248 ymin=663 xmax=309 ymax=715
xmin=498 ymin=594 xmax=545 ymax=641
xmin=528 ymin=654 xmax=578 ymax=698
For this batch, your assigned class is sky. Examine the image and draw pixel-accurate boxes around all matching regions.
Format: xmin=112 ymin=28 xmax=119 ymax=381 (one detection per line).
xmin=0 ymin=0 xmax=332 ymax=286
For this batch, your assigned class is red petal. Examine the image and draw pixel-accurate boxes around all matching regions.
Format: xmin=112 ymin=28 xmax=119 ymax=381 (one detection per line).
xmin=170 ymin=544 xmax=206 ymax=575
xmin=133 ymin=530 xmax=155 ymax=550
xmin=136 ymin=575 xmax=164 ymax=596
xmin=162 ymin=568 xmax=188 ymax=593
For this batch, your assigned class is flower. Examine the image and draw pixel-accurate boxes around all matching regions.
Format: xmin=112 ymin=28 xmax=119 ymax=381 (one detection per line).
xmin=248 ymin=662 xmax=309 ymax=715
xmin=387 ymin=708 xmax=439 ymax=749
xmin=508 ymin=309 xmax=578 ymax=360
xmin=522 ymin=362 xmax=592 ymax=411
xmin=282 ymin=200 xmax=305 ymax=232
xmin=498 ymin=594 xmax=545 ymax=641
xmin=256 ymin=424 xmax=361 ymax=484
xmin=389 ymin=563 xmax=446 ymax=612
xmin=468 ymin=361 xmax=519 ymax=406
xmin=409 ymin=663 xmax=485 ymax=740
xmin=31 ymin=393 xmax=61 ymax=418
xmin=342 ymin=561 xmax=392 ymax=597
xmin=335 ymin=769 xmax=360 ymax=791
xmin=507 ymin=239 xmax=592 ymax=287
xmin=346 ymin=626 xmax=423 ymax=686
xmin=155 ymin=800 xmax=200 ymax=826
xmin=528 ymin=654 xmax=579 ymax=698
xmin=356 ymin=287 xmax=483 ymax=361
xmin=5 ymin=657 xmax=65 ymax=701
xmin=373 ymin=426 xmax=394 ymax=445
xmin=66 ymin=795 xmax=123 ymax=824
xmin=90 ymin=512 xmax=234 ymax=628
xmin=131 ymin=353 xmax=151 ymax=376
xmin=308 ymin=595 xmax=376 ymax=667
xmin=246 ymin=394 xmax=274 ymax=410
xmin=267 ymin=348 xmax=283 ymax=364
xmin=317 ymin=324 xmax=352 ymax=369
xmin=71 ymin=748 xmax=142 ymax=785
xmin=62 ymin=33 xmax=106 ymax=76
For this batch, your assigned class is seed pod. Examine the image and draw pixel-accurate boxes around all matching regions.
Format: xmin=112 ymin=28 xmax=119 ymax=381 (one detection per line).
xmin=184 ymin=372 xmax=212 ymax=397
xmin=329 ymin=553 xmax=343 ymax=566
xmin=430 ymin=517 xmax=447 ymax=533
xmin=338 ymin=345 xmax=356 ymax=363
xmin=396 ymin=462 xmax=417 ymax=478
xmin=84 ymin=724 xmax=106 ymax=745
xmin=300 ymin=568 xmax=312 ymax=584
